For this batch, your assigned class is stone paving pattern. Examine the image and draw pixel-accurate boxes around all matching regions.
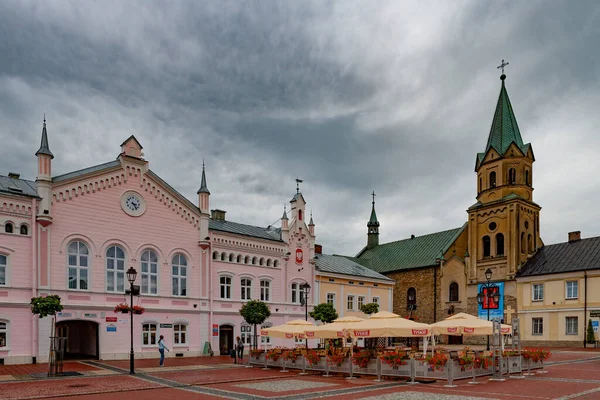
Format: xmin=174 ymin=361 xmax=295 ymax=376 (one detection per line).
xmin=2 ymin=349 xmax=600 ymax=399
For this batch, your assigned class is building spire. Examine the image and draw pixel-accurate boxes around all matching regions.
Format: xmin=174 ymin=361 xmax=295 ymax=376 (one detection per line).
xmin=281 ymin=204 xmax=288 ymax=220
xmin=366 ymin=191 xmax=379 ymax=250
xmin=309 ymin=210 xmax=314 ymax=226
xmin=35 ymin=115 xmax=54 ymax=159
xmin=367 ymin=191 xmax=379 ymax=228
xmin=197 ymin=160 xmax=210 ymax=194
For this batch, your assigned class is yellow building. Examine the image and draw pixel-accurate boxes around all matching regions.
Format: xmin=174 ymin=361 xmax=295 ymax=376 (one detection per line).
xmin=314 ymin=247 xmax=395 ymax=319
xmin=516 ymin=231 xmax=600 ymax=346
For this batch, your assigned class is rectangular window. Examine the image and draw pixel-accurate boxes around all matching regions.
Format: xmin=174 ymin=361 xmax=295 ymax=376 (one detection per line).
xmin=0 ymin=255 xmax=6 ymax=286
xmin=241 ymin=326 xmax=252 ymax=345
xmin=566 ymin=317 xmax=578 ymax=335
xmin=173 ymin=324 xmax=187 ymax=345
xmin=260 ymin=324 xmax=271 ymax=344
xmin=0 ymin=322 xmax=6 ymax=348
xmin=326 ymin=293 xmax=335 ymax=307
xmin=566 ymin=281 xmax=578 ymax=299
xmin=106 ymin=246 xmax=125 ymax=293
xmin=347 ymin=295 xmax=355 ymax=310
xmin=172 ymin=264 xmax=187 ymax=297
xmin=372 ymin=297 xmax=380 ymax=304
xmin=142 ymin=323 xmax=157 ymax=345
xmin=140 ymin=250 xmax=158 ymax=295
xmin=220 ymin=276 xmax=231 ymax=299
xmin=532 ymin=318 xmax=543 ymax=336
xmin=532 ymin=284 xmax=544 ymax=301
xmin=260 ymin=280 xmax=270 ymax=302
xmin=358 ymin=296 xmax=365 ymax=309
xmin=241 ymin=278 xmax=252 ymax=300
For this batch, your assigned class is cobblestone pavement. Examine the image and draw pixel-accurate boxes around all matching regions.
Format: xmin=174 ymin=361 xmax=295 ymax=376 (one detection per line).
xmin=2 ymin=349 xmax=600 ymax=399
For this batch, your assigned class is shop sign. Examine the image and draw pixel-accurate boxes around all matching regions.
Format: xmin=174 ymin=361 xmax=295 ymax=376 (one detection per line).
xmin=106 ymin=324 xmax=117 ymax=332
xmin=212 ymin=324 xmax=219 ymax=337
xmin=84 ymin=313 xmax=97 ymax=318
xmin=160 ymin=324 xmax=173 ymax=328
xmin=106 ymin=317 xmax=118 ymax=323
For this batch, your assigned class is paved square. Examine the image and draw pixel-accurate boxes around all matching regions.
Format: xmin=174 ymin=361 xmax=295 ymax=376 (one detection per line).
xmin=235 ymin=378 xmax=337 ymax=392
xmin=359 ymin=392 xmax=497 ymax=400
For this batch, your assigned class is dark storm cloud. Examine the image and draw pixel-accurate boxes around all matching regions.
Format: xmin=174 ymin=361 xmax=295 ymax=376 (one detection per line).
xmin=0 ymin=0 xmax=599 ymax=255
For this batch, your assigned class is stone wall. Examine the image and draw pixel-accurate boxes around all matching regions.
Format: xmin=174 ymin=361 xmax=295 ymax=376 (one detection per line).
xmin=385 ymin=266 xmax=441 ymax=324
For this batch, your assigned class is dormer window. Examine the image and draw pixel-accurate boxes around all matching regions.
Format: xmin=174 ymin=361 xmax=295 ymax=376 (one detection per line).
xmin=489 ymin=171 xmax=496 ymax=188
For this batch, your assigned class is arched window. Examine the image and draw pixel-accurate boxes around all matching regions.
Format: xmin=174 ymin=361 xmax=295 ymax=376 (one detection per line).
xmin=407 ymin=287 xmax=416 ymax=309
xmin=237 ymin=254 xmax=243 ymax=263
xmin=273 ymin=260 xmax=279 ymax=268
xmin=68 ymin=241 xmax=89 ymax=290
xmin=220 ymin=276 xmax=231 ymax=299
xmin=106 ymin=245 xmax=125 ymax=292
xmin=496 ymin=233 xmax=504 ymax=256
xmin=260 ymin=280 xmax=270 ymax=301
xmin=521 ymin=232 xmax=526 ymax=253
xmin=489 ymin=171 xmax=496 ymax=188
xmin=525 ymin=170 xmax=530 ymax=186
xmin=212 ymin=251 xmax=219 ymax=260
xmin=482 ymin=236 xmax=491 ymax=257
xmin=252 ymin=257 xmax=257 ymax=265
xmin=508 ymin=168 xmax=516 ymax=184
xmin=259 ymin=258 xmax=264 ymax=266
xmin=4 ymin=223 xmax=13 ymax=234
xmin=449 ymin=282 xmax=459 ymax=302
xmin=221 ymin=252 xmax=227 ymax=261
xmin=479 ymin=177 xmax=482 ymax=193
xmin=298 ymin=210 xmax=303 ymax=221
xmin=266 ymin=259 xmax=272 ymax=267
xmin=19 ymin=225 xmax=28 ymax=235
xmin=140 ymin=249 xmax=158 ymax=294
xmin=528 ymin=234 xmax=533 ymax=253
xmin=244 ymin=256 xmax=250 ymax=264
xmin=172 ymin=254 xmax=187 ymax=296
xmin=229 ymin=253 xmax=234 ymax=262
xmin=241 ymin=278 xmax=252 ymax=300
xmin=0 ymin=254 xmax=7 ymax=286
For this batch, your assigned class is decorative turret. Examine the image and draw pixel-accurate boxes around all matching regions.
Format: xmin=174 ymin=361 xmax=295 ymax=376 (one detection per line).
xmin=308 ymin=212 xmax=315 ymax=236
xmin=367 ymin=191 xmax=379 ymax=250
xmin=281 ymin=205 xmax=289 ymax=243
xmin=197 ymin=161 xmax=210 ymax=214
xmin=35 ymin=117 xmax=53 ymax=225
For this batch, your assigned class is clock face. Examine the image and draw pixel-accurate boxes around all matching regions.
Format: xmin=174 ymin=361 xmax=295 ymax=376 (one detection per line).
xmin=126 ymin=195 xmax=141 ymax=211
xmin=121 ymin=191 xmax=145 ymax=216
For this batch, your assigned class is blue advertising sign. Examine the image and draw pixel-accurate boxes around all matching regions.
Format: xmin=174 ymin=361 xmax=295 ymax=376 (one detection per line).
xmin=477 ymin=281 xmax=505 ymax=321
xmin=592 ymin=321 xmax=599 ymax=333
xmin=106 ymin=324 xmax=117 ymax=332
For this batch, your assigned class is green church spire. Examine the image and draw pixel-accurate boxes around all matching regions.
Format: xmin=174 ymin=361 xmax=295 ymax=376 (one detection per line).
xmin=367 ymin=191 xmax=379 ymax=250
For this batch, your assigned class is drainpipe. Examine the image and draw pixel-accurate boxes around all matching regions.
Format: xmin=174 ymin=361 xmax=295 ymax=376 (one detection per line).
xmin=31 ymin=197 xmax=38 ymax=364
xmin=433 ymin=266 xmax=438 ymax=322
xmin=584 ymin=271 xmax=588 ymax=348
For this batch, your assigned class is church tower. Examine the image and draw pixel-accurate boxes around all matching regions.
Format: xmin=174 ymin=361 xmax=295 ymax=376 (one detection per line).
xmin=466 ymin=64 xmax=541 ymax=313
xmin=367 ymin=191 xmax=380 ymax=250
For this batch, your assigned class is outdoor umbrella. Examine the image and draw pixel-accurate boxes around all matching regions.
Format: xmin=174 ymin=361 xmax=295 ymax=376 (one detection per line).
xmin=346 ymin=311 xmax=432 ymax=338
xmin=431 ymin=313 xmax=512 ymax=336
xmin=260 ymin=319 xmax=314 ymax=339
xmin=304 ymin=316 xmax=365 ymax=339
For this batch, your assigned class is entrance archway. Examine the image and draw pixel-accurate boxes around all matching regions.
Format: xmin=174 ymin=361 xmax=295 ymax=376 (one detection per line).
xmin=55 ymin=320 xmax=99 ymax=360
xmin=219 ymin=324 xmax=234 ymax=356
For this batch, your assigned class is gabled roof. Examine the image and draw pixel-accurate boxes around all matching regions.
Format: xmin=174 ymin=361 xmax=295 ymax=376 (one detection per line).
xmin=209 ymin=219 xmax=283 ymax=242
xmin=315 ymin=254 xmax=394 ymax=282
xmin=354 ymin=224 xmax=467 ymax=274
xmin=517 ymin=236 xmax=600 ymax=277
xmin=120 ymin=135 xmax=143 ymax=149
xmin=0 ymin=175 xmax=39 ymax=198
xmin=52 ymin=160 xmax=121 ymax=183
xmin=291 ymin=192 xmax=306 ymax=203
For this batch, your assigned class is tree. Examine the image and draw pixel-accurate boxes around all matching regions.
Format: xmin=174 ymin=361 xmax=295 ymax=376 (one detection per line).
xmin=239 ymin=300 xmax=271 ymax=350
xmin=360 ymin=302 xmax=379 ymax=315
xmin=587 ymin=319 xmax=596 ymax=344
xmin=31 ymin=295 xmax=64 ymax=376
xmin=309 ymin=303 xmax=338 ymax=324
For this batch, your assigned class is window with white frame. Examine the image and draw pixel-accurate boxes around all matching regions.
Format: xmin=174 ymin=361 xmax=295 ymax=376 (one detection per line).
xmin=347 ymin=295 xmax=355 ymax=310
xmin=241 ymin=325 xmax=252 ymax=346
xmin=0 ymin=321 xmax=6 ymax=348
xmin=566 ymin=317 xmax=578 ymax=335
xmin=68 ymin=241 xmax=89 ymax=290
xmin=260 ymin=280 xmax=270 ymax=302
xmin=142 ymin=323 xmax=157 ymax=345
xmin=261 ymin=323 xmax=271 ymax=344
xmin=241 ymin=278 xmax=252 ymax=300
xmin=372 ymin=297 xmax=380 ymax=304
xmin=172 ymin=254 xmax=187 ymax=296
xmin=532 ymin=284 xmax=544 ymax=301
xmin=106 ymin=246 xmax=125 ymax=292
xmin=291 ymin=283 xmax=299 ymax=303
xmin=326 ymin=293 xmax=335 ymax=307
xmin=358 ymin=296 xmax=365 ymax=309
xmin=220 ymin=276 xmax=231 ymax=299
xmin=0 ymin=254 xmax=6 ymax=286
xmin=532 ymin=318 xmax=543 ymax=335
xmin=566 ymin=281 xmax=578 ymax=299
xmin=173 ymin=324 xmax=186 ymax=345
xmin=140 ymin=249 xmax=158 ymax=295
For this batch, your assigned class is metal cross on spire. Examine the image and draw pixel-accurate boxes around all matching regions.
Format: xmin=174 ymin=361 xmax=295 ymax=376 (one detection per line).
xmin=371 ymin=191 xmax=376 ymax=205
xmin=296 ymin=178 xmax=303 ymax=193
xmin=497 ymin=59 xmax=509 ymax=75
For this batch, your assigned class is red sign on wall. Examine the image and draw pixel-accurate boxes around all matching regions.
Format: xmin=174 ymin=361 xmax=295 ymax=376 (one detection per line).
xmin=106 ymin=317 xmax=117 ymax=322
xmin=353 ymin=330 xmax=370 ymax=337
xmin=212 ymin=324 xmax=219 ymax=337
xmin=295 ymin=248 xmax=303 ymax=264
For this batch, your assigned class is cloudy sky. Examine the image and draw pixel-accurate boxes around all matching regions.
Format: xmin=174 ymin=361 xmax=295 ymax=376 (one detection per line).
xmin=1 ymin=0 xmax=599 ymax=255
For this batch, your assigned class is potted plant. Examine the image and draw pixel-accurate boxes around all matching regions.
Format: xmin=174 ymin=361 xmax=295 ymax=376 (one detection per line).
xmin=282 ymin=349 xmax=298 ymax=363
xmin=114 ymin=303 xmax=130 ymax=313
xmin=249 ymin=349 xmax=264 ymax=358
xmin=426 ymin=350 xmax=448 ymax=371
xmin=266 ymin=348 xmax=280 ymax=362
xmin=474 ymin=355 xmax=492 ymax=369
xmin=586 ymin=319 xmax=596 ymax=348
xmin=352 ymin=352 xmax=371 ymax=369
xmin=327 ymin=353 xmax=345 ymax=367
xmin=380 ymin=350 xmax=407 ymax=369
xmin=457 ymin=350 xmax=475 ymax=371
xmin=131 ymin=305 xmax=145 ymax=315
xmin=305 ymin=350 xmax=321 ymax=367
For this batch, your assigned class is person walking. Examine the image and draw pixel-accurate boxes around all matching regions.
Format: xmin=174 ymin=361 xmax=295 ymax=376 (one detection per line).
xmin=158 ymin=335 xmax=170 ymax=367
xmin=236 ymin=336 xmax=244 ymax=362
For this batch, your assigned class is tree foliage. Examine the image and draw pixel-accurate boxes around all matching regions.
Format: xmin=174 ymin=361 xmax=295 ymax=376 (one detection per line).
xmin=30 ymin=295 xmax=64 ymax=318
xmin=587 ymin=319 xmax=596 ymax=344
xmin=309 ymin=303 xmax=338 ymax=324
xmin=239 ymin=300 xmax=271 ymax=326
xmin=360 ymin=302 xmax=379 ymax=315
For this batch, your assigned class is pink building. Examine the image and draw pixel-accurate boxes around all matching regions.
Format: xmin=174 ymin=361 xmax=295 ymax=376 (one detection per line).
xmin=0 ymin=120 xmax=316 ymax=365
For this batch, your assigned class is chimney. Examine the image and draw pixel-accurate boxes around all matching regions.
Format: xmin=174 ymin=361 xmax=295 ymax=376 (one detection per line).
xmin=410 ymin=234 xmax=415 ymax=239
xmin=568 ymin=231 xmax=581 ymax=243
xmin=314 ymin=244 xmax=322 ymax=255
xmin=211 ymin=209 xmax=226 ymax=221
xmin=8 ymin=172 xmax=20 ymax=179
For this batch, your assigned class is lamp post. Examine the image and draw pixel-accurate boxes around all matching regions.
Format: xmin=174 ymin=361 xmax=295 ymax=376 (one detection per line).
xmin=477 ymin=268 xmax=501 ymax=351
xmin=126 ymin=267 xmax=138 ymax=375
xmin=300 ymin=283 xmax=311 ymax=348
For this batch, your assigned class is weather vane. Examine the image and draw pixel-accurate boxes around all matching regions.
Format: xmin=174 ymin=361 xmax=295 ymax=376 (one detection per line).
xmin=497 ymin=59 xmax=509 ymax=75
xmin=371 ymin=191 xmax=376 ymax=204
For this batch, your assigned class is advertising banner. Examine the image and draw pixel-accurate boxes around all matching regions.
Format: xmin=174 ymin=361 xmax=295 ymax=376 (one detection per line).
xmin=477 ymin=281 xmax=505 ymax=321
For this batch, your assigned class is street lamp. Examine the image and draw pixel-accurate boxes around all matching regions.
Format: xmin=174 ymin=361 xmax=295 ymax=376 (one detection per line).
xmin=126 ymin=267 xmax=137 ymax=374
xmin=300 ymin=283 xmax=311 ymax=348
xmin=477 ymin=268 xmax=501 ymax=350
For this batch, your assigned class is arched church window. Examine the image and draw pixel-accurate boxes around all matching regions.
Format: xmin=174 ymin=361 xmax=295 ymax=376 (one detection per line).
xmin=4 ymin=223 xmax=13 ymax=234
xmin=482 ymin=236 xmax=491 ymax=257
xmin=489 ymin=172 xmax=496 ymax=188
xmin=521 ymin=232 xmax=526 ymax=253
xmin=449 ymin=282 xmax=459 ymax=302
xmin=528 ymin=234 xmax=533 ymax=253
xmin=496 ymin=233 xmax=504 ymax=256
xmin=525 ymin=170 xmax=530 ymax=186
xmin=229 ymin=253 xmax=234 ymax=262
xmin=20 ymin=225 xmax=28 ymax=235
xmin=479 ymin=177 xmax=482 ymax=193
xmin=407 ymin=287 xmax=416 ymax=309
xmin=212 ymin=251 xmax=218 ymax=260
xmin=508 ymin=168 xmax=516 ymax=185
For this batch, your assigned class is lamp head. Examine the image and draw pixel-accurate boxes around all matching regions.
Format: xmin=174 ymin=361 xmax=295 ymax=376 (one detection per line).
xmin=485 ymin=268 xmax=493 ymax=281
xmin=127 ymin=267 xmax=137 ymax=284
xmin=477 ymin=292 xmax=485 ymax=305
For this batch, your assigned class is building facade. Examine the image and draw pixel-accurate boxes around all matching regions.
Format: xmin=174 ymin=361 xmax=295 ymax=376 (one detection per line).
xmin=0 ymin=125 xmax=315 ymax=364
